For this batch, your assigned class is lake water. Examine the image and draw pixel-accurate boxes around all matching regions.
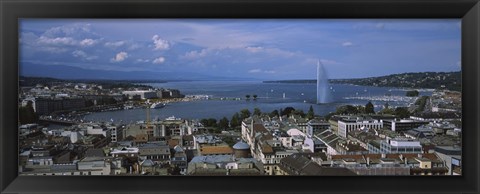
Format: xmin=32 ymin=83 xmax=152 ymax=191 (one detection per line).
xmin=84 ymin=81 xmax=432 ymax=123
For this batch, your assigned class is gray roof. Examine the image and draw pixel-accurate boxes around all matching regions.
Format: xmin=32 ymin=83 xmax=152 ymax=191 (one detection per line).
xmin=280 ymin=153 xmax=356 ymax=176
xmin=138 ymin=143 xmax=170 ymax=156
xmin=233 ymin=141 xmax=250 ymax=150
xmin=84 ymin=148 xmax=105 ymax=157
xmin=141 ymin=159 xmax=155 ymax=167
xmin=174 ymin=145 xmax=184 ymax=152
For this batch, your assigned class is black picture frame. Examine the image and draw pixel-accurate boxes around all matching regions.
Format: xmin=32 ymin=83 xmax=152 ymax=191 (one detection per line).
xmin=1 ymin=0 xmax=479 ymax=193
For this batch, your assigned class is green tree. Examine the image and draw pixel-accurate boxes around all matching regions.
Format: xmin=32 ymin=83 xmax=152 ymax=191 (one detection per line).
xmin=414 ymin=96 xmax=429 ymax=113
xmin=335 ymin=105 xmax=359 ymax=115
xmin=356 ymin=105 xmax=366 ymax=114
xmin=384 ymin=102 xmax=390 ymax=109
xmin=168 ymin=165 xmax=181 ymax=175
xmin=269 ymin=110 xmax=279 ymax=118
xmin=230 ymin=113 xmax=241 ymax=127
xmin=200 ymin=118 xmax=217 ymax=127
xmin=325 ymin=112 xmax=335 ymax=121
xmin=281 ymin=107 xmax=296 ymax=116
xmin=240 ymin=109 xmax=251 ymax=120
xmin=253 ymin=94 xmax=258 ymax=100
xmin=253 ymin=108 xmax=262 ymax=116
xmin=223 ymin=136 xmax=236 ymax=147
xmin=245 ymin=95 xmax=251 ymax=100
xmin=208 ymin=118 xmax=218 ymax=127
xmin=394 ymin=107 xmax=411 ymax=118
xmin=306 ymin=105 xmax=315 ymax=120
xmin=379 ymin=108 xmax=395 ymax=115
xmin=218 ymin=117 xmax=229 ymax=129
xmin=365 ymin=101 xmax=375 ymax=114
xmin=293 ymin=109 xmax=306 ymax=117
xmin=200 ymin=119 xmax=209 ymax=127
xmin=406 ymin=90 xmax=420 ymax=97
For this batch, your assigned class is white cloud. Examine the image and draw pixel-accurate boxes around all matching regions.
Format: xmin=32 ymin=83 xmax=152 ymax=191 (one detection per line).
xmin=264 ymin=70 xmax=276 ymax=74
xmin=136 ymin=59 xmax=150 ymax=63
xmin=342 ymin=41 xmax=353 ymax=47
xmin=183 ymin=49 xmax=209 ymax=59
xmin=153 ymin=57 xmax=166 ymax=64
xmin=173 ymin=22 xmax=268 ymax=49
xmin=40 ymin=47 xmax=69 ymax=53
xmin=37 ymin=36 xmax=76 ymax=46
xmin=105 ymin=41 xmax=126 ymax=48
xmin=111 ymin=51 xmax=128 ymax=62
xmin=320 ymin=59 xmax=341 ymax=65
xmin=245 ymin=46 xmax=263 ymax=53
xmin=248 ymin=69 xmax=262 ymax=73
xmin=72 ymin=50 xmax=87 ymax=57
xmin=43 ymin=23 xmax=94 ymax=38
xmin=128 ymin=43 xmax=142 ymax=50
xmin=72 ymin=50 xmax=98 ymax=60
xmin=304 ymin=58 xmax=342 ymax=66
xmin=80 ymin=38 xmax=98 ymax=47
xmin=152 ymin=35 xmax=170 ymax=50
xmin=248 ymin=69 xmax=275 ymax=74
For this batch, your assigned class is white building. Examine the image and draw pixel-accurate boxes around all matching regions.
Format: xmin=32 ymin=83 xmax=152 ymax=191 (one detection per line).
xmin=338 ymin=119 xmax=383 ymax=138
xmin=368 ymin=138 xmax=422 ymax=154
xmin=61 ymin=131 xmax=84 ymax=143
xmin=108 ymin=125 xmax=119 ymax=143
xmin=77 ymin=157 xmax=112 ymax=175
xmin=122 ymin=90 xmax=158 ymax=99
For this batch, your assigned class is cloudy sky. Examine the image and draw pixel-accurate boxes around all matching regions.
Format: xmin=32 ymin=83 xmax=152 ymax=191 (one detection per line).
xmin=20 ymin=19 xmax=461 ymax=80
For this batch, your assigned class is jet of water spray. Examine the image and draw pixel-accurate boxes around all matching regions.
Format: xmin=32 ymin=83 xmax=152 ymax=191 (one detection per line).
xmin=317 ymin=59 xmax=331 ymax=104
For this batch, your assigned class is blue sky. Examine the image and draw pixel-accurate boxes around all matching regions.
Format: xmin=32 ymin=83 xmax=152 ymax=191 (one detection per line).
xmin=19 ymin=19 xmax=461 ymax=80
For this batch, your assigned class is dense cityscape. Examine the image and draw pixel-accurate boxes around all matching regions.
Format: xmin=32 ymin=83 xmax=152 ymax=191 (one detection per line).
xmin=18 ymin=19 xmax=461 ymax=176
xmin=18 ymin=73 xmax=462 ymax=176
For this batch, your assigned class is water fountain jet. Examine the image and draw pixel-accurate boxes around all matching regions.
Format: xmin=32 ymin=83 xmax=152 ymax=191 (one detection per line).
xmin=317 ymin=60 xmax=332 ymax=104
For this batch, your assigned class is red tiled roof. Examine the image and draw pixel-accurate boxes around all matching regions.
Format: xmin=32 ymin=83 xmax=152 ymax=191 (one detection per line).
xmin=200 ymin=146 xmax=234 ymax=155
xmin=261 ymin=144 xmax=274 ymax=154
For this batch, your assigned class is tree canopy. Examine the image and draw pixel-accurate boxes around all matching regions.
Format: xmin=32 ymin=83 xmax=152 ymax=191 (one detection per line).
xmin=365 ymin=101 xmax=375 ymax=114
xmin=306 ymin=105 xmax=315 ymax=119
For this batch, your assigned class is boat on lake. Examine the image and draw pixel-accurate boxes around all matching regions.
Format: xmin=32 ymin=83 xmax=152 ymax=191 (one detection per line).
xmin=150 ymin=102 xmax=166 ymax=109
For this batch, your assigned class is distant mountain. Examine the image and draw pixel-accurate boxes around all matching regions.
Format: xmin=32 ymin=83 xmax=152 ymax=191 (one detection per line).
xmin=330 ymin=71 xmax=461 ymax=91
xmin=20 ymin=62 xmax=250 ymax=81
xmin=264 ymin=71 xmax=462 ymax=91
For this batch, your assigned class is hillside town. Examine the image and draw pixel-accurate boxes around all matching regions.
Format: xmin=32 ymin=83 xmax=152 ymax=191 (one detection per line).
xmin=17 ymin=78 xmax=462 ymax=176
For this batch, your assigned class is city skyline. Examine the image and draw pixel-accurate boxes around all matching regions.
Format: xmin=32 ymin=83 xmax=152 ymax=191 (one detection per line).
xmin=20 ymin=19 xmax=461 ymax=80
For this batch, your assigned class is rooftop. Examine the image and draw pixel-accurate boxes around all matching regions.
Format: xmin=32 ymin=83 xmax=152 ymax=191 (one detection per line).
xmin=200 ymin=145 xmax=234 ymax=155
